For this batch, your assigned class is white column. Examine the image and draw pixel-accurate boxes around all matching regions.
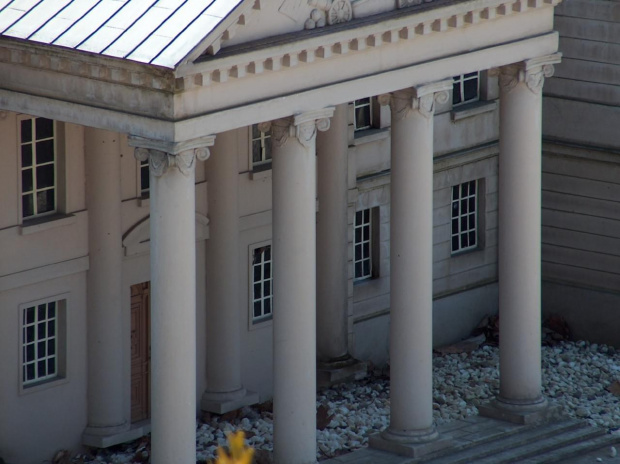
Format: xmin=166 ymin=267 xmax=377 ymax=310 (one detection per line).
xmin=201 ymin=130 xmax=258 ymax=413
xmin=316 ymin=104 xmax=350 ymax=364
xmin=131 ymin=136 xmax=214 ymax=464
xmin=379 ymin=81 xmax=451 ymax=443
xmin=271 ymin=108 xmax=334 ymax=464
xmin=84 ymin=127 xmax=128 ymax=437
xmin=496 ymin=55 xmax=560 ymax=410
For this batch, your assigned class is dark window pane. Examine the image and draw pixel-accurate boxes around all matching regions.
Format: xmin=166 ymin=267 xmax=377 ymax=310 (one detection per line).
xmin=22 ymin=194 xmax=34 ymax=218
xmin=464 ymin=78 xmax=478 ymax=101
xmin=363 ymin=261 xmax=370 ymax=277
xmin=47 ymin=358 xmax=56 ymax=375
xmin=38 ymin=360 xmax=46 ymax=377
xmin=355 ymin=244 xmax=362 ymax=261
xmin=363 ymin=243 xmax=370 ymax=258
xmin=36 ymin=164 xmax=55 ymax=189
xmin=461 ymin=216 xmax=467 ymax=230
xmin=452 ymin=236 xmax=459 ymax=252
xmin=464 ymin=71 xmax=478 ymax=79
xmin=469 ymin=231 xmax=476 ymax=245
xmin=355 ymin=106 xmax=370 ymax=129
xmin=452 ymin=202 xmax=459 ymax=218
xmin=48 ymin=321 xmax=55 ymax=337
xmin=36 ymin=139 xmax=55 ymax=164
xmin=355 ymin=211 xmax=362 ymax=224
xmin=26 ymin=307 xmax=35 ymax=324
xmin=27 ymin=363 xmax=35 ymax=381
xmin=461 ymin=199 xmax=468 ymax=214
xmin=452 ymin=86 xmax=462 ymax=105
xmin=36 ymin=118 xmax=54 ymax=139
xmin=38 ymin=341 xmax=46 ymax=357
xmin=452 ymin=186 xmax=458 ymax=201
xmin=264 ymin=247 xmax=271 ymax=261
xmin=252 ymin=140 xmax=262 ymax=163
xmin=461 ymin=184 xmax=467 ymax=196
xmin=264 ymin=298 xmax=271 ymax=315
xmin=48 ymin=301 xmax=55 ymax=317
xmin=264 ymin=282 xmax=271 ymax=297
xmin=22 ymin=170 xmax=33 ymax=193
xmin=355 ymin=262 xmax=362 ymax=278
xmin=38 ymin=322 xmax=46 ymax=339
xmin=252 ymin=124 xmax=261 ymax=139
xmin=264 ymin=138 xmax=272 ymax=161
xmin=462 ymin=233 xmax=469 ymax=248
xmin=21 ymin=144 xmax=32 ymax=167
xmin=469 ymin=197 xmax=476 ymax=212
xmin=38 ymin=304 xmax=46 ymax=320
xmin=264 ymin=263 xmax=271 ymax=278
xmin=26 ymin=344 xmax=35 ymax=362
xmin=141 ymin=166 xmax=149 ymax=192
xmin=253 ymin=301 xmax=261 ymax=318
xmin=48 ymin=339 xmax=55 ymax=356
xmin=21 ymin=119 xmax=32 ymax=143
xmin=27 ymin=326 xmax=35 ymax=343
xmin=469 ymin=214 xmax=475 ymax=229
xmin=363 ymin=226 xmax=370 ymax=241
xmin=253 ymin=265 xmax=261 ymax=282
xmin=355 ymin=227 xmax=362 ymax=243
xmin=37 ymin=189 xmax=55 ymax=214
xmin=451 ymin=219 xmax=458 ymax=235
xmin=254 ymin=283 xmax=261 ymax=299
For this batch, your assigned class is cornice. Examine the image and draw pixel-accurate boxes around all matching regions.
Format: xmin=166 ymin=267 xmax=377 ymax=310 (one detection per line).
xmin=0 ymin=38 xmax=175 ymax=93
xmin=176 ymin=0 xmax=562 ymax=90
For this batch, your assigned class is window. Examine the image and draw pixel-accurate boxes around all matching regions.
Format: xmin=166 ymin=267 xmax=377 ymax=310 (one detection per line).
xmin=20 ymin=117 xmax=56 ymax=219
xmin=139 ymin=158 xmax=149 ymax=197
xmin=354 ymin=209 xmax=373 ymax=280
xmin=251 ymin=244 xmax=273 ymax=323
xmin=452 ymin=72 xmax=479 ymax=106
xmin=354 ymin=98 xmax=372 ymax=131
xmin=21 ymin=298 xmax=66 ymax=387
xmin=451 ymin=180 xmax=478 ymax=253
xmin=251 ymin=124 xmax=272 ymax=169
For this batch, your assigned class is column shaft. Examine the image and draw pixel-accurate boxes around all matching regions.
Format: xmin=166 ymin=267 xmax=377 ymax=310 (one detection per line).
xmin=498 ymin=64 xmax=546 ymax=405
xmin=204 ymin=130 xmax=243 ymax=396
xmin=388 ymin=96 xmax=435 ymax=437
xmin=316 ymin=104 xmax=349 ymax=362
xmin=150 ymin=160 xmax=197 ymax=464
xmin=84 ymin=127 xmax=127 ymax=434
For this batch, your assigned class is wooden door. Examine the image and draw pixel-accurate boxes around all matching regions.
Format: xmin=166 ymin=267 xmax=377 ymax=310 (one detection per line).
xmin=130 ymin=282 xmax=150 ymax=423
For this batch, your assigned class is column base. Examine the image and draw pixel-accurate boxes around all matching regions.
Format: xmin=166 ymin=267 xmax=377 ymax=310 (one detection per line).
xmin=83 ymin=420 xmax=148 ymax=448
xmin=478 ymin=396 xmax=560 ymax=425
xmin=369 ymin=426 xmax=452 ymax=458
xmin=200 ymin=388 xmax=259 ymax=415
xmin=317 ymin=355 xmax=367 ymax=387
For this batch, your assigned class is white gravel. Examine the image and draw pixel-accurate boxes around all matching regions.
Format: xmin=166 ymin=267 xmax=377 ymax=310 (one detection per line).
xmin=83 ymin=340 xmax=620 ymax=463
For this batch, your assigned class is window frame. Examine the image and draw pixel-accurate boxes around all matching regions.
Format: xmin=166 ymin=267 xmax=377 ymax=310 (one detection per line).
xmin=353 ymin=207 xmax=380 ymax=282
xmin=18 ymin=115 xmax=58 ymax=221
xmin=250 ymin=124 xmax=273 ymax=172
xmin=353 ymin=98 xmax=373 ymax=132
xmin=450 ymin=179 xmax=479 ymax=254
xmin=18 ymin=294 xmax=68 ymax=394
xmin=452 ymin=72 xmax=480 ymax=107
xmin=249 ymin=241 xmax=273 ymax=326
xmin=138 ymin=157 xmax=150 ymax=199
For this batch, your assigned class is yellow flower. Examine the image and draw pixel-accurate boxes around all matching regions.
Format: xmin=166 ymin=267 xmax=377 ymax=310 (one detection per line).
xmin=211 ymin=431 xmax=254 ymax=464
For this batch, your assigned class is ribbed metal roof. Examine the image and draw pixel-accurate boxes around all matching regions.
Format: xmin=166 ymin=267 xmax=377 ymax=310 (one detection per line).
xmin=0 ymin=0 xmax=243 ymax=68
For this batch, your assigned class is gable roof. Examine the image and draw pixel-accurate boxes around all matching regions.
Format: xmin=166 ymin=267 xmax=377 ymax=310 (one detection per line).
xmin=0 ymin=0 xmax=245 ymax=68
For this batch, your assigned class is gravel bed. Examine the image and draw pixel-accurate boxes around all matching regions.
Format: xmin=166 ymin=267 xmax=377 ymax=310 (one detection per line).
xmin=80 ymin=340 xmax=620 ymax=463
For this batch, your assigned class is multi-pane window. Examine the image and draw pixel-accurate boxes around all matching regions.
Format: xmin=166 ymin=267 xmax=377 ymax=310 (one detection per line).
xmin=20 ymin=117 xmax=56 ymax=219
xmin=354 ymin=209 xmax=373 ymax=280
xmin=452 ymin=72 xmax=480 ymax=106
xmin=22 ymin=300 xmax=59 ymax=386
xmin=251 ymin=124 xmax=272 ymax=168
xmin=140 ymin=158 xmax=150 ymax=197
xmin=252 ymin=245 xmax=273 ymax=322
xmin=354 ymin=98 xmax=372 ymax=131
xmin=451 ymin=180 xmax=478 ymax=253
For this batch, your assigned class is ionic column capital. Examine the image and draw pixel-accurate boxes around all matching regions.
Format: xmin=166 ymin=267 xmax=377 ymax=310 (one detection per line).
xmin=499 ymin=53 xmax=562 ymax=95
xmin=129 ymin=135 xmax=215 ymax=177
xmin=378 ymin=79 xmax=452 ymax=120
xmin=261 ymin=107 xmax=335 ymax=148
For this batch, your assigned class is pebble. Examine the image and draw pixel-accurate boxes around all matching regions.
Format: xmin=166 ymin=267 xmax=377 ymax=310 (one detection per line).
xmin=84 ymin=340 xmax=620 ymax=462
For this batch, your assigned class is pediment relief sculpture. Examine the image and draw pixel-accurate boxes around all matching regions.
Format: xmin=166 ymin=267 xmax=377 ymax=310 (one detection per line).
xmin=305 ymin=0 xmax=353 ymax=29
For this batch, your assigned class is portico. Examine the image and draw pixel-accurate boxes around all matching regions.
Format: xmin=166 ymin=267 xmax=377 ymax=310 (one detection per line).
xmin=0 ymin=0 xmax=563 ymax=463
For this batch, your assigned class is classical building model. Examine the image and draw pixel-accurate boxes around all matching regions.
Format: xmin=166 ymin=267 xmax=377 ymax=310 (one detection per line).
xmin=0 ymin=0 xmax=617 ymax=463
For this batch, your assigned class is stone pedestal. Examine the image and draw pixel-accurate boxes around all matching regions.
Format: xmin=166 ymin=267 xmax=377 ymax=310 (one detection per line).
xmin=480 ymin=55 xmax=561 ymax=424
xmin=130 ymin=136 xmax=214 ymax=464
xmin=202 ymin=129 xmax=258 ymax=414
xmin=372 ymin=81 xmax=451 ymax=453
xmin=83 ymin=127 xmax=128 ymax=441
xmin=316 ymin=103 xmax=366 ymax=387
xmin=271 ymin=108 xmax=334 ymax=464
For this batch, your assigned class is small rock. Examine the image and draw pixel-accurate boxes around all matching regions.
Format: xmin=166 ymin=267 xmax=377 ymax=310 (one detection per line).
xmin=610 ymin=446 xmax=617 ymax=458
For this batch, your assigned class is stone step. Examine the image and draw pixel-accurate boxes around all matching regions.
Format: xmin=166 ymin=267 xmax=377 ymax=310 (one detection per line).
xmin=475 ymin=424 xmax=605 ymax=463
xmin=520 ymin=433 xmax=620 ymax=464
xmin=419 ymin=420 xmax=584 ymax=464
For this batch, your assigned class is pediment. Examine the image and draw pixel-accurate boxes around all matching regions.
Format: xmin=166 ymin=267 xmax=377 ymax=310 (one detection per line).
xmin=122 ymin=214 xmax=210 ymax=257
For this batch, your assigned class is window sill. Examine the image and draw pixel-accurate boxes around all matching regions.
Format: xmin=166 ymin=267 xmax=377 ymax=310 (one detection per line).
xmin=137 ymin=196 xmax=150 ymax=208
xmin=249 ymin=164 xmax=272 ymax=181
xmin=19 ymin=213 xmax=76 ymax=236
xmin=451 ymin=100 xmax=497 ymax=122
xmin=352 ymin=127 xmax=390 ymax=146
xmin=19 ymin=376 xmax=69 ymax=396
